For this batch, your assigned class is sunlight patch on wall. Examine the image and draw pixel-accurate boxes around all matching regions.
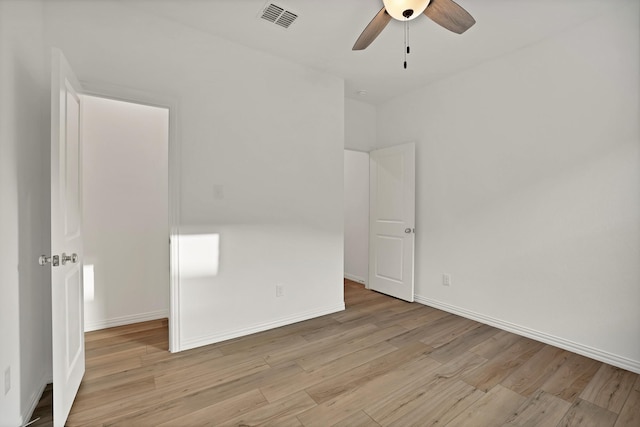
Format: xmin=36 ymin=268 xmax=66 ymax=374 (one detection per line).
xmin=178 ymin=234 xmax=220 ymax=278
xmin=83 ymin=264 xmax=95 ymax=302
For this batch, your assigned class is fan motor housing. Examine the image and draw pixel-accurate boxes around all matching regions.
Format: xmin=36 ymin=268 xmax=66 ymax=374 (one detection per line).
xmin=402 ymin=9 xmax=414 ymax=18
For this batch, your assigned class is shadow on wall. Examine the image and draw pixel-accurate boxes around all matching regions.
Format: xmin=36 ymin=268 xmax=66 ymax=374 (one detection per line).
xmin=15 ymin=52 xmax=52 ymax=417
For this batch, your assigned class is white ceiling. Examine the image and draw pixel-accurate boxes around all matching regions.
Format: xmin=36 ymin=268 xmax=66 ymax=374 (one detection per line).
xmin=122 ymin=0 xmax=615 ymax=104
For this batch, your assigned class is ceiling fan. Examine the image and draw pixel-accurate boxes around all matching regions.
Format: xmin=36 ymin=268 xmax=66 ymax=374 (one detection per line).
xmin=353 ymin=0 xmax=476 ymax=51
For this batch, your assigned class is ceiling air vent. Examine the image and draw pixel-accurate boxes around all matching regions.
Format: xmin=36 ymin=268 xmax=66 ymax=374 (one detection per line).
xmin=260 ymin=3 xmax=298 ymax=29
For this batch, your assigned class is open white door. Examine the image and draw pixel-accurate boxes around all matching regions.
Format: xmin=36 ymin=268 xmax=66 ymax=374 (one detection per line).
xmin=368 ymin=142 xmax=415 ymax=302
xmin=50 ymin=48 xmax=84 ymax=427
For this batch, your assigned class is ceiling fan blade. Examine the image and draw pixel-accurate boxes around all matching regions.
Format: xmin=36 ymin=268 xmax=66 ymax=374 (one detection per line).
xmin=424 ymin=0 xmax=475 ymax=34
xmin=352 ymin=7 xmax=392 ymax=50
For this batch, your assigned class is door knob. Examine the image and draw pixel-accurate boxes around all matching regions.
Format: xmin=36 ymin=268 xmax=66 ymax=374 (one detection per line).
xmin=61 ymin=252 xmax=79 ymax=265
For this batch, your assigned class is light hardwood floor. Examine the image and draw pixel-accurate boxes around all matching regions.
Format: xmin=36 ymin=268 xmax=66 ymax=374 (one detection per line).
xmin=30 ymin=280 xmax=639 ymax=426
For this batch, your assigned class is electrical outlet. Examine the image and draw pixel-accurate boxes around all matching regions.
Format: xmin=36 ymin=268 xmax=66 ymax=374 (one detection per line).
xmin=4 ymin=367 xmax=10 ymax=395
xmin=276 ymin=284 xmax=284 ymax=297
xmin=443 ymin=274 xmax=451 ymax=286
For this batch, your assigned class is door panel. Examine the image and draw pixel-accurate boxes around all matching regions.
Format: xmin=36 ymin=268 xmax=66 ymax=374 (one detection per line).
xmin=376 ymin=153 xmax=405 ymax=221
xmin=374 ymin=235 xmax=404 ymax=281
xmin=51 ymin=48 xmax=84 ymax=427
xmin=65 ymin=269 xmax=82 ymax=366
xmin=64 ymin=87 xmax=81 ymax=238
xmin=369 ymin=142 xmax=415 ymax=302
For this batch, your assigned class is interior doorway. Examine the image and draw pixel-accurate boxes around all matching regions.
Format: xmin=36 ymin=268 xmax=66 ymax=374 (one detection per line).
xmin=344 ymin=149 xmax=370 ymax=286
xmin=81 ymin=95 xmax=170 ymax=335
xmin=343 ymin=144 xmax=416 ymax=302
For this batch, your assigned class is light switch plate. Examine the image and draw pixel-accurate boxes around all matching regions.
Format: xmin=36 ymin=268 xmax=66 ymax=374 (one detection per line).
xmin=213 ymin=184 xmax=225 ymax=200
xmin=443 ymin=274 xmax=451 ymax=286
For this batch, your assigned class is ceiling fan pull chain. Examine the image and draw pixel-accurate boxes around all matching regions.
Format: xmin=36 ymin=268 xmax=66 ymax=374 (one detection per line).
xmin=407 ymin=21 xmax=410 ymax=55
xmin=404 ymin=19 xmax=408 ymax=69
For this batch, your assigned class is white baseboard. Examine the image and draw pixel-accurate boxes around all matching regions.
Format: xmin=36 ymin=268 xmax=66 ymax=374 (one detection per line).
xmin=344 ymin=273 xmax=367 ymax=285
xmin=179 ymin=303 xmax=345 ymax=352
xmin=21 ymin=373 xmax=48 ymax=427
xmin=415 ymin=295 xmax=640 ymax=374
xmin=84 ymin=309 xmax=169 ymax=332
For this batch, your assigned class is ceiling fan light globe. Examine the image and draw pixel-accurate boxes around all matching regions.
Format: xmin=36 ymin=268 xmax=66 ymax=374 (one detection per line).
xmin=382 ymin=0 xmax=430 ymax=21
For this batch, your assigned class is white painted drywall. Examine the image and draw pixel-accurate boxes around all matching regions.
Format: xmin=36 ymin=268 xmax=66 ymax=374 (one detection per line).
xmin=81 ymin=95 xmax=169 ymax=331
xmin=345 ymin=98 xmax=377 ymax=152
xmin=0 ymin=1 xmax=51 ymax=425
xmin=344 ymin=150 xmax=369 ymax=284
xmin=43 ymin=1 xmax=344 ymax=351
xmin=376 ymin=1 xmax=640 ymax=370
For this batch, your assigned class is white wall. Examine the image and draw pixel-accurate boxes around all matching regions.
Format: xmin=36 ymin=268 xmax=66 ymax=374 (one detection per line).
xmin=43 ymin=1 xmax=345 ymax=351
xmin=81 ymin=95 xmax=169 ymax=331
xmin=344 ymin=150 xmax=369 ymax=284
xmin=345 ymin=98 xmax=377 ymax=151
xmin=0 ymin=1 xmax=51 ymax=425
xmin=377 ymin=1 xmax=640 ymax=372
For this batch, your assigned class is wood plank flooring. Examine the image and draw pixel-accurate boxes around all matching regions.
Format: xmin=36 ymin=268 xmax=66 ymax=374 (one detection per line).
xmin=29 ymin=279 xmax=640 ymax=426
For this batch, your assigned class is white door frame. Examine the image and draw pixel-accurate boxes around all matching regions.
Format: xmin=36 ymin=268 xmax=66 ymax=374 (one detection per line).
xmin=80 ymin=81 xmax=182 ymax=352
